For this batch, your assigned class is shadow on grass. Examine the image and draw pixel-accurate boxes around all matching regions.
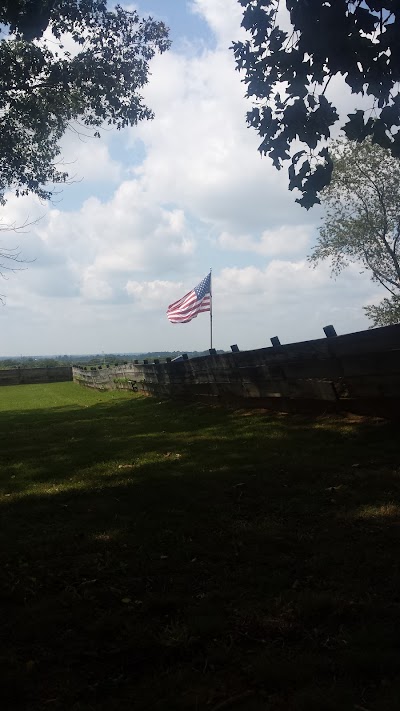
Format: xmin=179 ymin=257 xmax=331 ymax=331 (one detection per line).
xmin=1 ymin=396 xmax=400 ymax=711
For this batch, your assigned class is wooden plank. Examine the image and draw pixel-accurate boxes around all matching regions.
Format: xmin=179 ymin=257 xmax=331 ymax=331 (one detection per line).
xmin=345 ymin=374 xmax=400 ymax=398
xmin=340 ymin=349 xmax=400 ymax=377
xmin=280 ymin=358 xmax=343 ymax=380
xmin=285 ymin=379 xmax=337 ymax=401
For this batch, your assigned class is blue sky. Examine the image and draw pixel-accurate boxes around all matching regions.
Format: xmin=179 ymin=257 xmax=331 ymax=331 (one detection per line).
xmin=0 ymin=0 xmax=379 ymax=356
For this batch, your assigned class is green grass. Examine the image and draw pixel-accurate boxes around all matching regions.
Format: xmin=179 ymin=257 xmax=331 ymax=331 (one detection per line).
xmin=1 ymin=382 xmax=400 ymax=711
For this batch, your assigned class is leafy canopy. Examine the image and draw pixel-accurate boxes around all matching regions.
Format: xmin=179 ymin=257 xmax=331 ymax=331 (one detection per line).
xmin=0 ymin=0 xmax=170 ymax=204
xmin=309 ymin=138 xmax=400 ymax=326
xmin=233 ymin=1 xmax=400 ymax=208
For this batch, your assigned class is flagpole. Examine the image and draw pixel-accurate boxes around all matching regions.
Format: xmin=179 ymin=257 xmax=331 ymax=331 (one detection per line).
xmin=210 ymin=268 xmax=213 ymax=351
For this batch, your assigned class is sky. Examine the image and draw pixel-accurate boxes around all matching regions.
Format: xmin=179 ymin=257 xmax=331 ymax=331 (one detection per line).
xmin=0 ymin=0 xmax=381 ymax=356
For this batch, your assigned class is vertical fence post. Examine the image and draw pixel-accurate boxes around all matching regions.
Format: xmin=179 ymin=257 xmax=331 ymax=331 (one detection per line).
xmin=323 ymin=325 xmax=337 ymax=338
xmin=270 ymin=336 xmax=281 ymax=347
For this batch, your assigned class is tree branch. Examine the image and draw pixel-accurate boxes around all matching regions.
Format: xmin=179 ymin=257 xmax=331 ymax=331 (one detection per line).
xmin=362 ymin=245 xmax=399 ymax=293
xmin=374 ymin=182 xmax=400 ymax=282
xmin=351 ymin=155 xmax=400 ymax=283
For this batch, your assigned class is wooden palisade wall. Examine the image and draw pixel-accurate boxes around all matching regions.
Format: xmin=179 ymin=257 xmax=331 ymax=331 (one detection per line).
xmin=73 ymin=324 xmax=400 ymax=417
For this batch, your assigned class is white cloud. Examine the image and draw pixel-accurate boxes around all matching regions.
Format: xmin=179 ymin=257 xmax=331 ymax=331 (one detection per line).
xmin=0 ymin=180 xmax=196 ymax=312
xmin=218 ymin=225 xmax=313 ymax=257
xmin=211 ymin=261 xmax=375 ymax=346
xmin=59 ymin=133 xmax=123 ymax=185
xmin=133 ymin=46 xmax=314 ymax=236
xmin=191 ymin=0 xmax=245 ymax=46
xmin=215 ymin=261 xmax=332 ymax=305
xmin=125 ymin=278 xmax=184 ymax=309
xmin=81 ymin=269 xmax=114 ymax=302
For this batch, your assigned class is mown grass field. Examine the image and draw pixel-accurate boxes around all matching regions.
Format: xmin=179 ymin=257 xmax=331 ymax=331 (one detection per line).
xmin=1 ymin=382 xmax=399 ymax=711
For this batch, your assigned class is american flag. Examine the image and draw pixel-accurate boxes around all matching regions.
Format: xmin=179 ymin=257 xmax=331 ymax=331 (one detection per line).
xmin=167 ymin=273 xmax=211 ymax=323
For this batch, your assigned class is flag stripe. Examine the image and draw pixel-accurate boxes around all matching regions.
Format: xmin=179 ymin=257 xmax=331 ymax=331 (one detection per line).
xmin=168 ymin=300 xmax=211 ymax=322
xmin=167 ymin=273 xmax=211 ymax=324
xmin=168 ymin=295 xmax=210 ymax=318
xmin=168 ymin=293 xmax=197 ymax=313
xmin=168 ymin=298 xmax=211 ymax=322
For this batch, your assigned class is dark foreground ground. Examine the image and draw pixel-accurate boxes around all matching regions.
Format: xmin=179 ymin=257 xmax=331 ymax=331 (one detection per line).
xmin=0 ymin=383 xmax=399 ymax=711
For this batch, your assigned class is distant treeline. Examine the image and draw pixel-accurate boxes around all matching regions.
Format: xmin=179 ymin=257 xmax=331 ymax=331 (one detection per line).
xmin=0 ymin=356 xmax=73 ymax=369
xmin=0 ymin=351 xmax=224 ymax=369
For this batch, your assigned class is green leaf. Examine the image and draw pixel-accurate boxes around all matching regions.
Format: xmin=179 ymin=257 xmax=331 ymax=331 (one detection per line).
xmin=234 ymin=0 xmax=400 ymax=207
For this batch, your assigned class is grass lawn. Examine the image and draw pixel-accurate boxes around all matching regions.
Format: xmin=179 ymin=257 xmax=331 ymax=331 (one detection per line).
xmin=1 ymin=382 xmax=399 ymax=711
